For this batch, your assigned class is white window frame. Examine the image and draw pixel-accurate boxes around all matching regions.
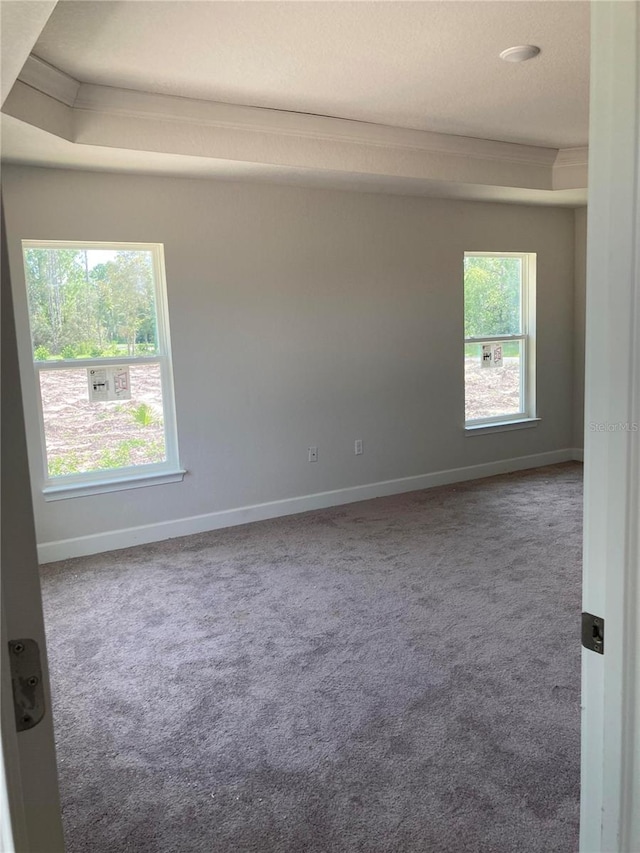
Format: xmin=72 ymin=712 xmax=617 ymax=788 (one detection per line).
xmin=21 ymin=240 xmax=184 ymax=500
xmin=464 ymin=251 xmax=537 ymax=431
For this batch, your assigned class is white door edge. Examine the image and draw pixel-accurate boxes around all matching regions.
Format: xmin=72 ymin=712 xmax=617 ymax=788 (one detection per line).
xmin=580 ymin=2 xmax=640 ymax=851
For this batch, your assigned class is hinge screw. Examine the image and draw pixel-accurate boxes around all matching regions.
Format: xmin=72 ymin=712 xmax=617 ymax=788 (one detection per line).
xmin=12 ymin=643 xmax=24 ymax=655
xmin=27 ymin=676 xmax=39 ymax=687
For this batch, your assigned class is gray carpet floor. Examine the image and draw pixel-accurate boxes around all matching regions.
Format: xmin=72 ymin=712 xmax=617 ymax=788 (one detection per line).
xmin=41 ymin=462 xmax=582 ymax=853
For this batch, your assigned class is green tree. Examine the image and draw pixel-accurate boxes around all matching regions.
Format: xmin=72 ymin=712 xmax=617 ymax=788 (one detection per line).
xmin=24 ymin=248 xmax=88 ymax=354
xmin=24 ymin=247 xmax=157 ymax=359
xmin=91 ymin=251 xmax=155 ymax=355
xmin=464 ymin=256 xmax=521 ymax=338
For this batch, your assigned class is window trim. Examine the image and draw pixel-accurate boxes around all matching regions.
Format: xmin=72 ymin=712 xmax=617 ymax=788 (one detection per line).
xmin=21 ymin=240 xmax=183 ymax=494
xmin=463 ymin=251 xmax=537 ymax=430
xmin=464 ymin=417 xmax=541 ymax=436
xmin=41 ymin=468 xmax=186 ymax=502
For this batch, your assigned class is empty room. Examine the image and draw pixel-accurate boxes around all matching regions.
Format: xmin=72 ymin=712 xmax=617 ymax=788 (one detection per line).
xmin=2 ymin=0 xmax=612 ymax=851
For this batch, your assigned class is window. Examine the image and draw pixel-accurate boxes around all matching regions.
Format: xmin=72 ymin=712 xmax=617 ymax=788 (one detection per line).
xmin=22 ymin=241 xmax=183 ymax=498
xmin=463 ymin=252 xmax=536 ymax=429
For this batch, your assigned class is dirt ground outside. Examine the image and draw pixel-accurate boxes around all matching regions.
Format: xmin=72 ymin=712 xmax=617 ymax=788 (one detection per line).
xmin=40 ymin=364 xmax=165 ymax=476
xmin=464 ymin=357 xmax=521 ymax=421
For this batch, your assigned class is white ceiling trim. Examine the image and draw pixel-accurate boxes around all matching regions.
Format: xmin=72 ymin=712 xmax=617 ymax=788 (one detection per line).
xmin=17 ymin=54 xmax=78 ymax=107
xmin=0 ymin=113 xmax=587 ymax=207
xmin=553 ymin=147 xmax=589 ymax=191
xmin=73 ymin=84 xmax=559 ymax=169
xmin=2 ymin=54 xmax=588 ymax=202
xmin=6 ymin=79 xmax=73 ymax=141
xmin=555 ymin=148 xmax=589 ymax=168
xmin=18 ymin=55 xmax=561 ymax=167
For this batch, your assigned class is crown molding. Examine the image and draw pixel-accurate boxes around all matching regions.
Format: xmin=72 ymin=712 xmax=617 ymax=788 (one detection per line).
xmin=552 ymin=147 xmax=589 ymax=190
xmin=6 ymin=53 xmax=588 ymax=200
xmin=18 ymin=54 xmax=79 ymax=108
xmin=554 ymin=147 xmax=589 ymax=168
xmin=72 ymin=83 xmax=558 ymax=169
xmin=18 ymin=54 xmax=560 ymax=168
xmin=3 ymin=80 xmax=73 ymax=142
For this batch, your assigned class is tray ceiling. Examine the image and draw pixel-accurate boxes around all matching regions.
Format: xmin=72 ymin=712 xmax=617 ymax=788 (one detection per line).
xmin=1 ymin=0 xmax=589 ymax=204
xmin=32 ymin=1 xmax=589 ymax=149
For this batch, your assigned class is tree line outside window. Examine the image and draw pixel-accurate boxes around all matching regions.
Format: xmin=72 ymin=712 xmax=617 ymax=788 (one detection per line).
xmin=464 ymin=254 xmax=522 ymax=341
xmin=25 ymin=247 xmax=158 ymax=361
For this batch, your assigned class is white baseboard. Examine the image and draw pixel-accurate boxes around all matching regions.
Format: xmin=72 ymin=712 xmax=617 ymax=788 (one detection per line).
xmin=38 ymin=448 xmax=579 ymax=563
xmin=571 ymin=447 xmax=584 ymax=461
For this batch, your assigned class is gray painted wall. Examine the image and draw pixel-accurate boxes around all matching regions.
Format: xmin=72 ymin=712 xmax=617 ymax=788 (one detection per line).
xmin=3 ymin=166 xmax=576 ymax=548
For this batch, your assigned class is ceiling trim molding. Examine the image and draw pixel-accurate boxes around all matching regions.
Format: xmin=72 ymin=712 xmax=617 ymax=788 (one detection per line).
xmin=554 ymin=147 xmax=589 ymax=168
xmin=72 ymin=83 xmax=558 ymax=169
xmin=18 ymin=54 xmax=79 ymax=108
xmin=3 ymin=80 xmax=73 ymax=142
xmin=5 ymin=54 xmax=588 ymax=201
xmin=552 ymin=147 xmax=589 ymax=190
xmin=20 ymin=55 xmax=559 ymax=168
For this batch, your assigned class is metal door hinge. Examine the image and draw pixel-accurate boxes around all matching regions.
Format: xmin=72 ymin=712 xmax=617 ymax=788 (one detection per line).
xmin=581 ymin=613 xmax=604 ymax=655
xmin=8 ymin=639 xmax=45 ymax=731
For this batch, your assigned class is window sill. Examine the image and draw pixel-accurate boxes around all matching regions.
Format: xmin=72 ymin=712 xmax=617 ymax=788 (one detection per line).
xmin=42 ymin=468 xmax=186 ymax=501
xmin=465 ymin=417 xmax=541 ymax=436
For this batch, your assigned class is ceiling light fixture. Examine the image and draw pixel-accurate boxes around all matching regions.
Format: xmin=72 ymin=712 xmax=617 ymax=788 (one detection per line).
xmin=499 ymin=45 xmax=541 ymax=63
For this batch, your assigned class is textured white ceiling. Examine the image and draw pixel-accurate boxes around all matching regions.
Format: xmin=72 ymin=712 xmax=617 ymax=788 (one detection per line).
xmin=32 ymin=0 xmax=590 ymax=148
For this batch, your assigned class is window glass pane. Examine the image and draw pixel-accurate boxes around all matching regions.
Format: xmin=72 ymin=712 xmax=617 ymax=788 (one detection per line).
xmin=464 ymin=256 xmax=522 ymax=337
xmin=464 ymin=341 xmax=523 ymax=421
xmin=40 ymin=364 xmax=166 ymax=477
xmin=24 ymin=247 xmax=158 ymax=359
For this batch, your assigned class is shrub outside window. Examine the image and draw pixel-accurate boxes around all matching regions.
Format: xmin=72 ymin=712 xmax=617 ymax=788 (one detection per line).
xmin=464 ymin=252 xmax=536 ymax=427
xmin=21 ymin=241 xmax=182 ymax=498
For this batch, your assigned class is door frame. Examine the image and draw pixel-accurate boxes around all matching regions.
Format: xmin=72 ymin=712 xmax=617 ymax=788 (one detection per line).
xmin=579 ymin=2 xmax=640 ymax=851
